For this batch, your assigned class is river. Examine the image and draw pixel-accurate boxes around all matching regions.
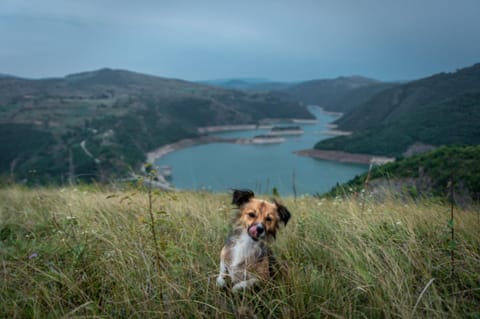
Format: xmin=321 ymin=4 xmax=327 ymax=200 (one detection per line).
xmin=154 ymin=106 xmax=367 ymax=196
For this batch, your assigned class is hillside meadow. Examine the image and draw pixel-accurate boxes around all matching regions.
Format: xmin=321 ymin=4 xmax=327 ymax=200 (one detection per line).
xmin=1 ymin=185 xmax=479 ymax=318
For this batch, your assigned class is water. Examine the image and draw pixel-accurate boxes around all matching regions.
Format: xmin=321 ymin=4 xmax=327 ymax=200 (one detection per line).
xmin=155 ymin=106 xmax=367 ymax=195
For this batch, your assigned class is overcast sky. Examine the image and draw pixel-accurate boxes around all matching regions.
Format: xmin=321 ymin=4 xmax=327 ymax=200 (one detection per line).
xmin=1 ymin=0 xmax=479 ymax=81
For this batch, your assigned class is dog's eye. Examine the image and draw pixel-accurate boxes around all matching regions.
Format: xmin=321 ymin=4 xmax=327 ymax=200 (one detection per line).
xmin=265 ymin=216 xmax=273 ymax=222
xmin=247 ymin=212 xmax=256 ymax=218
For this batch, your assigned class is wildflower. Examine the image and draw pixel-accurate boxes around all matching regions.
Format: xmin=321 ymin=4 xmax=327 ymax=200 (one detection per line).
xmin=28 ymin=253 xmax=38 ymax=260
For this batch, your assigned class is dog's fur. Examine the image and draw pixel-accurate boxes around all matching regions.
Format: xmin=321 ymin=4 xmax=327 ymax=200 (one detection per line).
xmin=216 ymin=189 xmax=291 ymax=292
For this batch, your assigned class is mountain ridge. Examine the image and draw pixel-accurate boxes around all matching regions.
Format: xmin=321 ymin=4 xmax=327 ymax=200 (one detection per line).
xmin=315 ymin=63 xmax=480 ymax=157
xmin=199 ymin=78 xmax=294 ymax=91
xmin=336 ymin=63 xmax=480 ymax=130
xmin=282 ymin=75 xmax=397 ymax=113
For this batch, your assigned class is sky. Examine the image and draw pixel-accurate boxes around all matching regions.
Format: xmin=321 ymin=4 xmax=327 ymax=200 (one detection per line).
xmin=1 ymin=0 xmax=480 ymax=82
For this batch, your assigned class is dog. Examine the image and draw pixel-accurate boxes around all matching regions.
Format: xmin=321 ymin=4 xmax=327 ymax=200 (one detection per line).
xmin=216 ymin=189 xmax=291 ymax=292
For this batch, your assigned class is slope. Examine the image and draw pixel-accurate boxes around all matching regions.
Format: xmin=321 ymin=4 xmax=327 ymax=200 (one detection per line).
xmin=0 ymin=68 xmax=313 ymax=183
xmin=1 ymin=187 xmax=478 ymax=318
xmin=315 ymin=63 xmax=480 ymax=156
xmin=327 ymin=145 xmax=480 ymax=202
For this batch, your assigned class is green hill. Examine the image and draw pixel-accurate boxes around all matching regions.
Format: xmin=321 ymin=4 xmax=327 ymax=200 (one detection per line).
xmin=283 ymin=76 xmax=395 ymax=113
xmin=327 ymin=145 xmax=480 ymax=202
xmin=316 ymin=63 xmax=480 ymax=157
xmin=0 ymin=68 xmax=313 ymax=184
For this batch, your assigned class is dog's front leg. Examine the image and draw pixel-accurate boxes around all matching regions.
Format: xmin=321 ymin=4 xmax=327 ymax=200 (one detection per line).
xmin=216 ymin=260 xmax=228 ymax=288
xmin=232 ymin=278 xmax=259 ymax=292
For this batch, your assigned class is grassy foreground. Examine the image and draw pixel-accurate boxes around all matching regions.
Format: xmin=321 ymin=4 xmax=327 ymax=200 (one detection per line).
xmin=0 ymin=186 xmax=479 ymax=318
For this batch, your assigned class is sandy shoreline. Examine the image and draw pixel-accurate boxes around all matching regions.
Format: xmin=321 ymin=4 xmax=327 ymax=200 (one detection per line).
xmin=146 ymin=136 xmax=223 ymax=164
xmin=147 ymin=116 xmax=322 ymax=163
xmin=143 ymin=136 xmax=229 ymax=190
xmin=322 ymin=123 xmax=352 ymax=136
xmin=322 ymin=129 xmax=352 ymax=136
xmin=147 ymin=139 xmax=395 ymax=169
xmin=145 ymin=135 xmax=285 ymax=164
xmin=197 ymin=124 xmax=273 ymax=134
xmin=295 ymin=149 xmax=395 ymax=165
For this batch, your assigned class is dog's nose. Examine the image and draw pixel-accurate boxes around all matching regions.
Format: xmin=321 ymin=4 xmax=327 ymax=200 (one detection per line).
xmin=257 ymin=224 xmax=265 ymax=234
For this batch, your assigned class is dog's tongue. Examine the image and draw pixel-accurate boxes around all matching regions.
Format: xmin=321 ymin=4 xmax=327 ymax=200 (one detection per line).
xmin=248 ymin=225 xmax=259 ymax=239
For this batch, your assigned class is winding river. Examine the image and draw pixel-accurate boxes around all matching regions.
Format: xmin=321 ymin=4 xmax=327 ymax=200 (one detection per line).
xmin=155 ymin=106 xmax=367 ymax=195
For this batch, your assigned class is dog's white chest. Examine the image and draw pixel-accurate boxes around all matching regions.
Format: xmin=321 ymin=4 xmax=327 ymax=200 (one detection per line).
xmin=231 ymin=232 xmax=260 ymax=267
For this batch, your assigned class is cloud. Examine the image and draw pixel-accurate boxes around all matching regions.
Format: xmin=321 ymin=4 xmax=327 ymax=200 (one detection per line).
xmin=1 ymin=0 xmax=479 ymax=80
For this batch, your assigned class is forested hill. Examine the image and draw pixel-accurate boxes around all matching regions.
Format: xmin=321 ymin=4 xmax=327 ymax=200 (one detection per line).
xmin=282 ymin=76 xmax=396 ymax=113
xmin=326 ymin=145 xmax=480 ymax=203
xmin=316 ymin=63 xmax=480 ymax=157
xmin=0 ymin=68 xmax=312 ymax=184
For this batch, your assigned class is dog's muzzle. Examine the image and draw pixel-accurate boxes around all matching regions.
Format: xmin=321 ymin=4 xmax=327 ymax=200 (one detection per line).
xmin=248 ymin=223 xmax=265 ymax=241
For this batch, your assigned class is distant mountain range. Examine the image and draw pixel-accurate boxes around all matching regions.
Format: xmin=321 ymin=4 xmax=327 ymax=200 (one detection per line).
xmin=201 ymin=76 xmax=396 ymax=113
xmin=200 ymin=76 xmax=396 ymax=113
xmin=0 ymin=73 xmax=18 ymax=79
xmin=315 ymin=63 xmax=480 ymax=157
xmin=199 ymin=78 xmax=293 ymax=91
xmin=0 ymin=68 xmax=312 ymax=184
xmin=282 ymin=76 xmax=397 ymax=113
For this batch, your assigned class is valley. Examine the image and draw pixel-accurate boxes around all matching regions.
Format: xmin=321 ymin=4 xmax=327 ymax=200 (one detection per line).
xmin=1 ymin=63 xmax=479 ymax=199
xmin=153 ymin=106 xmax=367 ymax=195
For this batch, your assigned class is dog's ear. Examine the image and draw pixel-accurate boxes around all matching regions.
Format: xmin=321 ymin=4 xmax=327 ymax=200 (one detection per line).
xmin=232 ymin=189 xmax=254 ymax=207
xmin=275 ymin=202 xmax=291 ymax=225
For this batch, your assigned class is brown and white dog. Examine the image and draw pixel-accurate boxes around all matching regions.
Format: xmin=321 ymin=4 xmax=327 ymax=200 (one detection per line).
xmin=216 ymin=189 xmax=291 ymax=292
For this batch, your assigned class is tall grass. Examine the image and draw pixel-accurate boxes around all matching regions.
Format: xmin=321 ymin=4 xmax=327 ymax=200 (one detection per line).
xmin=0 ymin=186 xmax=479 ymax=318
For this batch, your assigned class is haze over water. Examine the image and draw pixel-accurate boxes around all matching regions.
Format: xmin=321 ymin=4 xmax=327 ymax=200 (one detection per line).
xmin=155 ymin=107 xmax=367 ymax=195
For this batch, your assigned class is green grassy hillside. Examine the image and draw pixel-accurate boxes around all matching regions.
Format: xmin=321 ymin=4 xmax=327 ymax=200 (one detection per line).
xmin=327 ymin=145 xmax=480 ymax=203
xmin=1 ymin=186 xmax=479 ymax=318
xmin=0 ymin=68 xmax=313 ymax=184
xmin=315 ymin=64 xmax=480 ymax=157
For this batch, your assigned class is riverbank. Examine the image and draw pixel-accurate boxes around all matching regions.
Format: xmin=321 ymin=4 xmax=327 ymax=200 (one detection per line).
xmin=146 ymin=135 xmax=287 ymax=165
xmin=144 ymin=134 xmax=287 ymax=186
xmin=147 ymin=117 xmax=321 ymax=164
xmin=146 ymin=136 xmax=226 ymax=164
xmin=322 ymin=124 xmax=352 ymax=136
xmin=144 ymin=106 xmax=357 ymax=191
xmin=144 ymin=106 xmax=369 ymax=194
xmin=197 ymin=124 xmax=272 ymax=134
xmin=197 ymin=117 xmax=319 ymax=134
xmin=296 ymin=149 xmax=395 ymax=165
xmin=144 ymin=136 xmax=229 ymax=190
